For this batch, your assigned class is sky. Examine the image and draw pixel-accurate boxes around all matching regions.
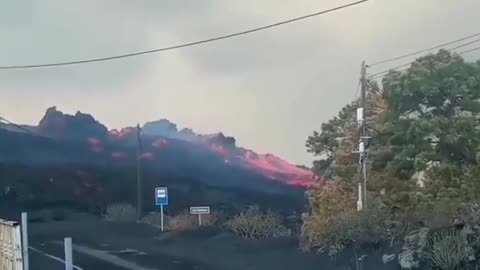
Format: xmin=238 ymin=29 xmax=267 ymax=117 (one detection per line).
xmin=1 ymin=0 xmax=480 ymax=166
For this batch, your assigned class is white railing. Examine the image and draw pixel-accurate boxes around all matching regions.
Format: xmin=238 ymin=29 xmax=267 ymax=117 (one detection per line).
xmin=0 ymin=218 xmax=23 ymax=270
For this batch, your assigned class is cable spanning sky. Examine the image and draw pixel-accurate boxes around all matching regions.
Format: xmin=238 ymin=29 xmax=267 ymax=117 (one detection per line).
xmin=1 ymin=0 xmax=480 ymax=166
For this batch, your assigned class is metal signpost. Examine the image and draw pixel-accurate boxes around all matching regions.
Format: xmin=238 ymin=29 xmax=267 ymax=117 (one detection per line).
xmin=64 ymin=238 xmax=73 ymax=270
xmin=190 ymin=206 xmax=210 ymax=226
xmin=155 ymin=187 xmax=168 ymax=232
xmin=21 ymin=213 xmax=28 ymax=270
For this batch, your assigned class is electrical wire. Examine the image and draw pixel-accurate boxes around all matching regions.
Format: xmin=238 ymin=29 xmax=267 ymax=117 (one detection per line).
xmin=0 ymin=0 xmax=368 ymax=70
xmin=0 ymin=116 xmax=37 ymax=135
xmin=368 ymin=32 xmax=480 ymax=67
xmin=368 ymin=45 xmax=480 ymax=80
xmin=459 ymin=45 xmax=480 ymax=55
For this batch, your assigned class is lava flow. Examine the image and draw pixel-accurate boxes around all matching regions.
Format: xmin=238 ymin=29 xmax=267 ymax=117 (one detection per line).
xmin=35 ymin=107 xmax=317 ymax=188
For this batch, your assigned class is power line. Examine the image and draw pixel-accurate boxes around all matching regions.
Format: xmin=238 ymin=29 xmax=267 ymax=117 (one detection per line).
xmin=0 ymin=116 xmax=37 ymax=135
xmin=459 ymin=45 xmax=480 ymax=55
xmin=368 ymin=44 xmax=480 ymax=79
xmin=368 ymin=32 xmax=480 ymax=67
xmin=0 ymin=0 xmax=368 ymax=70
xmin=450 ymin=37 xmax=480 ymax=51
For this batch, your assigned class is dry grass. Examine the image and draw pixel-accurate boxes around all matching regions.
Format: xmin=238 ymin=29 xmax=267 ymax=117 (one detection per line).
xmin=103 ymin=203 xmax=137 ymax=223
xmin=168 ymin=210 xmax=220 ymax=231
xmin=301 ymin=207 xmax=397 ymax=253
xmin=226 ymin=207 xmax=290 ymax=239
xmin=423 ymin=229 xmax=470 ymax=270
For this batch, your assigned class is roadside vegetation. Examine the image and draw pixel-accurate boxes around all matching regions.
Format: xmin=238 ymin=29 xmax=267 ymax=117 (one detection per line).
xmin=302 ymin=50 xmax=480 ymax=268
xmin=104 ymin=202 xmax=291 ymax=240
xmin=225 ymin=206 xmax=291 ymax=239
xmin=104 ymin=203 xmax=137 ymax=223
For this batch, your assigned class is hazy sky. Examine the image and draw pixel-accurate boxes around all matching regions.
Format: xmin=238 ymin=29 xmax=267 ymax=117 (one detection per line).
xmin=1 ymin=0 xmax=479 ymax=166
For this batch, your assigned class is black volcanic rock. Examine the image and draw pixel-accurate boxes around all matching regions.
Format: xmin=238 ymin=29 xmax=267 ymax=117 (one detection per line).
xmin=142 ymin=119 xmax=179 ymax=138
xmin=38 ymin=106 xmax=109 ymax=140
xmin=177 ymin=128 xmax=196 ymax=141
xmin=142 ymin=119 xmax=236 ymax=148
xmin=2 ymin=107 xmax=314 ymax=189
xmin=206 ymin=132 xmax=236 ymax=148
xmin=0 ymin=107 xmax=315 ymax=217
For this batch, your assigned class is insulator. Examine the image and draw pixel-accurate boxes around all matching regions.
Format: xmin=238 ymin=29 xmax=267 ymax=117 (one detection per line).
xmin=356 ymin=107 xmax=364 ymax=123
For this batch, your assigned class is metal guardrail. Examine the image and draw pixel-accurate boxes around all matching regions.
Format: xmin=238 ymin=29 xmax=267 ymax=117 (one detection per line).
xmin=0 ymin=218 xmax=23 ymax=270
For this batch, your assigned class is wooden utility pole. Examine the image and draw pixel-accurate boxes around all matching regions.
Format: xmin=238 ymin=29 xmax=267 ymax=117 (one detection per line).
xmin=356 ymin=61 xmax=369 ymax=211
xmin=136 ymin=124 xmax=143 ymax=220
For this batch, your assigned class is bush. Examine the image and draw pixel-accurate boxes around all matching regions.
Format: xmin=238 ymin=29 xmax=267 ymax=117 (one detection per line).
xmin=168 ymin=210 xmax=219 ymax=231
xmin=168 ymin=211 xmax=198 ymax=231
xmin=408 ymin=195 xmax=462 ymax=230
xmin=302 ymin=207 xmax=401 ymax=254
xmin=104 ymin=203 xmax=137 ymax=223
xmin=423 ymin=229 xmax=471 ymax=270
xmin=226 ymin=207 xmax=290 ymax=239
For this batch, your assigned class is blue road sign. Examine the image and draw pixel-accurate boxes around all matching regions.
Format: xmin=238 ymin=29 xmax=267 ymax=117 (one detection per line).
xmin=155 ymin=187 xmax=168 ymax=206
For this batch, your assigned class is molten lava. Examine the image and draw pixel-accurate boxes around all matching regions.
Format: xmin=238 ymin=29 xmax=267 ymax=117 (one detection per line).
xmin=202 ymin=142 xmax=315 ymax=187
xmin=139 ymin=152 xmax=154 ymax=161
xmin=152 ymin=138 xmax=169 ymax=148
xmin=31 ymin=107 xmax=316 ymax=188
xmin=110 ymin=128 xmax=133 ymax=140
xmin=112 ymin=152 xmax=127 ymax=159
xmin=87 ymin=137 xmax=103 ymax=153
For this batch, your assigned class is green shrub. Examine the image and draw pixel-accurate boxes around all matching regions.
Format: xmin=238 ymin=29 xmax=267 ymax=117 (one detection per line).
xmin=226 ymin=207 xmax=290 ymax=239
xmin=104 ymin=203 xmax=137 ymax=223
xmin=423 ymin=229 xmax=471 ymax=270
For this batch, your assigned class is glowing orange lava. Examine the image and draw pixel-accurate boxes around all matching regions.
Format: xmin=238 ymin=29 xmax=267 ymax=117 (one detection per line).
xmin=87 ymin=137 xmax=104 ymax=153
xmin=140 ymin=152 xmax=154 ymax=161
xmin=152 ymin=138 xmax=169 ymax=148
xmin=109 ymin=128 xmax=133 ymax=140
xmin=203 ymin=142 xmax=315 ymax=187
xmin=112 ymin=152 xmax=127 ymax=159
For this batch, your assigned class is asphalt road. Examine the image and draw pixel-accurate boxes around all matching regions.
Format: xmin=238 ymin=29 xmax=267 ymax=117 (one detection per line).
xmin=29 ymin=242 xmax=130 ymax=270
xmin=1 ymin=209 xmax=321 ymax=270
xmin=26 ymin=220 xmax=220 ymax=270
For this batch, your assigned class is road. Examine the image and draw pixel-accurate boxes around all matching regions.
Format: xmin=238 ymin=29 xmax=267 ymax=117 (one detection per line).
xmin=29 ymin=242 xmax=131 ymax=270
xmin=1 ymin=209 xmax=321 ymax=270
xmin=26 ymin=219 xmax=219 ymax=270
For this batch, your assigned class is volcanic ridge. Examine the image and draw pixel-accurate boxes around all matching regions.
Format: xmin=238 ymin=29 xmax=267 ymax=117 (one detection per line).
xmin=0 ymin=107 xmax=315 ymax=189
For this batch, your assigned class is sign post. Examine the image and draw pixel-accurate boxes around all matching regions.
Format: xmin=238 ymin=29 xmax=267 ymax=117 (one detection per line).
xmin=190 ymin=206 xmax=210 ymax=226
xmin=21 ymin=212 xmax=29 ymax=270
xmin=64 ymin=237 xmax=72 ymax=270
xmin=155 ymin=187 xmax=168 ymax=232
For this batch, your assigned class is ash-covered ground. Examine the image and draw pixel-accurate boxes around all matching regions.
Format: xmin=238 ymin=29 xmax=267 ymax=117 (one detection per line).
xmin=1 ymin=207 xmax=399 ymax=270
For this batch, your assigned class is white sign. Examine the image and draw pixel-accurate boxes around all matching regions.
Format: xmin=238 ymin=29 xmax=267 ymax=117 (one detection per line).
xmin=157 ymin=190 xmax=166 ymax=197
xmin=190 ymin=206 xmax=211 ymax=226
xmin=190 ymin=206 xmax=210 ymax=215
xmin=155 ymin=187 xmax=168 ymax=206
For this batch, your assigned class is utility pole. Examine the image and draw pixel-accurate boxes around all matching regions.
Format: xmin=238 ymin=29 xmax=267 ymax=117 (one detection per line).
xmin=356 ymin=61 xmax=369 ymax=211
xmin=136 ymin=124 xmax=143 ymax=220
